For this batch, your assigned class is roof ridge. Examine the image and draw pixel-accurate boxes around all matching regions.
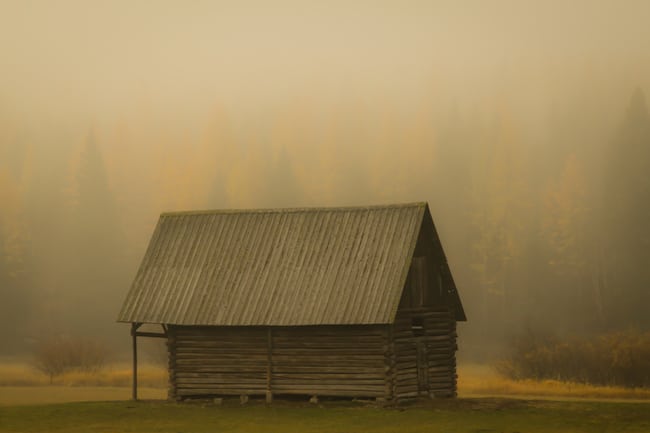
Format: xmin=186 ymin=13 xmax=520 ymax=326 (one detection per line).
xmin=160 ymin=202 xmax=427 ymax=217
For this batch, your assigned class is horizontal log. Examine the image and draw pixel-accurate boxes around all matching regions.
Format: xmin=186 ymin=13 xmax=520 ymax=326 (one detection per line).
xmin=428 ymin=370 xmax=454 ymax=376
xmin=394 ymin=354 xmax=416 ymax=361
xmin=272 ymin=346 xmax=386 ymax=352
xmin=424 ymin=345 xmax=455 ymax=350
xmin=272 ymin=343 xmax=386 ymax=350
xmin=174 ymin=366 xmax=267 ymax=372
xmin=392 ymin=333 xmax=455 ymax=341
xmin=173 ymin=329 xmax=266 ymax=335
xmin=395 ymin=385 xmax=419 ymax=393
xmin=175 ymin=341 xmax=267 ymax=347
xmin=428 ymin=365 xmax=454 ymax=371
xmin=175 ymin=373 xmax=267 ymax=380
xmin=174 ymin=354 xmax=267 ymax=361
xmin=271 ymin=373 xmax=384 ymax=380
xmin=273 ymin=363 xmax=385 ymax=369
xmin=426 ymin=354 xmax=456 ymax=361
xmin=271 ymin=355 xmax=384 ymax=362
xmin=395 ymin=368 xmax=417 ymax=375
xmin=177 ymin=388 xmax=266 ymax=396
xmin=395 ymin=391 xmax=420 ymax=398
xmin=176 ymin=382 xmax=266 ymax=389
xmin=395 ymin=373 xmax=417 ymax=380
xmin=174 ymin=352 xmax=268 ymax=359
xmin=176 ymin=385 xmax=267 ymax=392
xmin=173 ymin=333 xmax=266 ymax=339
xmin=273 ymin=334 xmax=386 ymax=340
xmin=175 ymin=337 xmax=267 ymax=343
xmin=176 ymin=378 xmax=267 ymax=385
xmin=272 ymin=380 xmax=386 ymax=387
xmin=173 ymin=366 xmax=267 ymax=373
xmin=271 ymin=366 xmax=386 ymax=374
xmin=395 ymin=379 xmax=418 ymax=386
xmin=271 ymin=384 xmax=385 ymax=392
xmin=272 ymin=329 xmax=387 ymax=337
xmin=272 ymin=333 xmax=387 ymax=339
xmin=174 ymin=365 xmax=266 ymax=372
xmin=173 ymin=345 xmax=267 ymax=351
xmin=273 ymin=389 xmax=385 ymax=397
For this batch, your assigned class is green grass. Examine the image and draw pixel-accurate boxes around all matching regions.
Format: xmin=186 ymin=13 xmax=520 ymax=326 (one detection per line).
xmin=0 ymin=398 xmax=649 ymax=433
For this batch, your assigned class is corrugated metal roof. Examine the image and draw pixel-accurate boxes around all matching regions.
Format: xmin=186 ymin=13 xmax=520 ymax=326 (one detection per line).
xmin=118 ymin=202 xmax=426 ymax=326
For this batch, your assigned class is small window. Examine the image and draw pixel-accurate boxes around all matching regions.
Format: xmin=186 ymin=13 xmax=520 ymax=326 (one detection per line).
xmin=411 ymin=317 xmax=424 ymax=337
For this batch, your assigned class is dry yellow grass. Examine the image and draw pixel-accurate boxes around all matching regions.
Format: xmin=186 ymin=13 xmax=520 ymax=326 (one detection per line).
xmin=458 ymin=363 xmax=650 ymax=400
xmin=2 ymin=361 xmax=649 ymax=404
xmin=0 ymin=362 xmax=167 ymax=388
xmin=0 ymin=386 xmax=167 ymax=405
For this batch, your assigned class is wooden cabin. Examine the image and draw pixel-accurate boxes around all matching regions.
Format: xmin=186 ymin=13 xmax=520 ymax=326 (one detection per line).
xmin=117 ymin=202 xmax=466 ymax=402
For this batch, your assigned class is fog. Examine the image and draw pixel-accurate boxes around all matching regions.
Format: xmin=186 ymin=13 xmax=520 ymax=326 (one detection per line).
xmin=1 ymin=0 xmax=650 ymax=359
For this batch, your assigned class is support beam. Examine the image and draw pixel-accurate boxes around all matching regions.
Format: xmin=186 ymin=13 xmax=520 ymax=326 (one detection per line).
xmin=134 ymin=331 xmax=167 ymax=339
xmin=131 ymin=323 xmax=142 ymax=401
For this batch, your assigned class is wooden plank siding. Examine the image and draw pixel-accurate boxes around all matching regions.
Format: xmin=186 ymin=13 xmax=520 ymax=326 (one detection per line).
xmin=167 ymin=325 xmax=391 ymax=400
xmin=167 ymin=313 xmax=456 ymax=402
xmin=391 ymin=308 xmax=457 ymax=400
xmin=169 ymin=327 xmax=268 ymax=398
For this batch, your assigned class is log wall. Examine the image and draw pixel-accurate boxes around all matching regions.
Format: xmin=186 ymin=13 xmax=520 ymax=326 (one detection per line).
xmin=392 ymin=307 xmax=458 ymax=400
xmin=169 ymin=326 xmax=268 ymax=399
xmin=167 ymin=324 xmax=390 ymax=400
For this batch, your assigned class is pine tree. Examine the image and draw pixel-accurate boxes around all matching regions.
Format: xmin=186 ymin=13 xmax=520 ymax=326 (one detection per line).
xmin=467 ymin=109 xmax=531 ymax=338
xmin=0 ymin=165 xmax=32 ymax=352
xmin=602 ymin=88 xmax=650 ymax=328
xmin=66 ymin=131 xmax=127 ymax=340
xmin=541 ymin=153 xmax=604 ymax=328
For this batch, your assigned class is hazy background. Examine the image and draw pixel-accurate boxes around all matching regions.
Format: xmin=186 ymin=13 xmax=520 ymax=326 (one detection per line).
xmin=1 ymin=0 xmax=650 ymax=360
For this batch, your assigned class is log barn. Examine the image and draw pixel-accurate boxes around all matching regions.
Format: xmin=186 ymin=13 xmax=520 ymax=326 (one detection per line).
xmin=117 ymin=202 xmax=466 ymax=402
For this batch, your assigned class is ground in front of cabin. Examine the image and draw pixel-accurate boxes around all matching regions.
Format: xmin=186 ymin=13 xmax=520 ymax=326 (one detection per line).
xmin=1 ymin=398 xmax=649 ymax=433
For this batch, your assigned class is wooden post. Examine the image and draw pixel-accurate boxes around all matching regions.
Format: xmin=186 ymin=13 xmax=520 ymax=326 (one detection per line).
xmin=131 ymin=323 xmax=141 ymax=401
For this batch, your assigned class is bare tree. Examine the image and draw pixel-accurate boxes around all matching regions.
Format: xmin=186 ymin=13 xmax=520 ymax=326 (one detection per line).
xmin=33 ymin=336 xmax=108 ymax=383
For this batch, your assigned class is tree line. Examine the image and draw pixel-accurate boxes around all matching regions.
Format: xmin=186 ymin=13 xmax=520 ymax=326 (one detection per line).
xmin=0 ymin=88 xmax=648 ymax=355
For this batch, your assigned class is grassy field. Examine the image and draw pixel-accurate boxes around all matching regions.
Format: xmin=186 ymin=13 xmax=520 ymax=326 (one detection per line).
xmin=0 ymin=398 xmax=649 ymax=433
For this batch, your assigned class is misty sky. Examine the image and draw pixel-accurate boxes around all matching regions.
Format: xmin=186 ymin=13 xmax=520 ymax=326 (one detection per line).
xmin=2 ymin=0 xmax=650 ymax=125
